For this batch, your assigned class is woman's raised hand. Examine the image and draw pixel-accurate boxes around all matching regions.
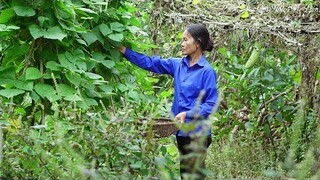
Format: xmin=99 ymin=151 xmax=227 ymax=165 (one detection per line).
xmin=118 ymin=46 xmax=126 ymax=54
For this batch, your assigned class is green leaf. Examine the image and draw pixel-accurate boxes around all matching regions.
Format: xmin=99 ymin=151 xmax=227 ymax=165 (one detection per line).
xmin=34 ymin=83 xmax=59 ymax=102
xmin=56 ymin=0 xmax=75 ymax=19
xmin=263 ymin=73 xmax=274 ymax=82
xmin=13 ymin=6 xmax=35 ymax=17
xmin=110 ymin=49 xmax=121 ymax=60
xmin=38 ymin=16 xmax=50 ymax=27
xmin=76 ymin=60 xmax=87 ymax=70
xmin=3 ymin=44 xmax=29 ymax=65
xmin=14 ymin=80 xmax=34 ymax=91
xmin=0 ymin=8 xmax=15 ymax=24
xmin=0 ymin=24 xmax=20 ymax=32
xmin=0 ymin=89 xmax=25 ymax=98
xmin=110 ymin=22 xmax=125 ymax=32
xmin=192 ymin=0 xmax=201 ymax=5
xmin=108 ymin=33 xmax=123 ymax=42
xmin=46 ymin=61 xmax=62 ymax=71
xmin=85 ymin=72 xmax=103 ymax=80
xmin=239 ymin=4 xmax=246 ymax=10
xmin=128 ymin=91 xmax=139 ymax=101
xmin=99 ymin=85 xmax=113 ymax=94
xmin=117 ymin=83 xmax=128 ymax=92
xmin=76 ymin=7 xmax=97 ymax=14
xmin=0 ymin=66 xmax=16 ymax=85
xmin=64 ymin=94 xmax=82 ymax=101
xmin=126 ymin=26 xmax=139 ymax=34
xmin=240 ymin=10 xmax=250 ymax=19
xmin=263 ymin=124 xmax=270 ymax=136
xmin=83 ymin=97 xmax=98 ymax=106
xmin=5 ymin=25 xmax=20 ymax=31
xmin=34 ymin=83 xmax=55 ymax=97
xmin=57 ymin=84 xmax=76 ymax=97
xmin=29 ymin=24 xmax=45 ymax=39
xmin=31 ymin=91 xmax=40 ymax=102
xmin=66 ymin=71 xmax=81 ymax=87
xmin=58 ymin=54 xmax=76 ymax=70
xmin=44 ymin=26 xmax=67 ymax=41
xmin=101 ymin=60 xmax=115 ymax=69
xmin=99 ymin=24 xmax=112 ymax=36
xmin=92 ymin=52 xmax=106 ymax=61
xmin=82 ymin=31 xmax=98 ymax=46
xmin=26 ymin=67 xmax=42 ymax=80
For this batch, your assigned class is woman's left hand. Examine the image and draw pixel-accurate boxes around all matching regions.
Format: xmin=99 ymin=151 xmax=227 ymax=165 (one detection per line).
xmin=175 ymin=112 xmax=186 ymax=123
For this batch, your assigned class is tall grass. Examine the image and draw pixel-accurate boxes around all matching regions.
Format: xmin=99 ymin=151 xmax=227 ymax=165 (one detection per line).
xmin=206 ymin=133 xmax=274 ymax=180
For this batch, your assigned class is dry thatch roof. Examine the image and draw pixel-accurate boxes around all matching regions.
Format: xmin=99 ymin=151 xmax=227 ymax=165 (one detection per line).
xmin=158 ymin=0 xmax=320 ymax=46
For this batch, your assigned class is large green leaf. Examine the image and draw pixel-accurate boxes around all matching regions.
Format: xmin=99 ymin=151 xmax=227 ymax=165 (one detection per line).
xmin=110 ymin=22 xmax=125 ymax=32
xmin=81 ymin=31 xmax=98 ymax=46
xmin=77 ymin=97 xmax=98 ymax=109
xmin=26 ymin=67 xmax=42 ymax=80
xmin=34 ymin=83 xmax=60 ymax=102
xmin=29 ymin=24 xmax=45 ymax=39
xmin=108 ymin=33 xmax=123 ymax=42
xmin=117 ymin=83 xmax=129 ymax=92
xmin=99 ymin=84 xmax=113 ymax=94
xmin=3 ymin=44 xmax=29 ymax=65
xmin=0 ymin=8 xmax=15 ymax=23
xmin=0 ymin=89 xmax=25 ymax=98
xmin=101 ymin=60 xmax=115 ymax=69
xmin=92 ymin=52 xmax=106 ymax=61
xmin=85 ymin=72 xmax=103 ymax=80
xmin=57 ymin=84 xmax=76 ymax=97
xmin=46 ymin=61 xmax=62 ymax=71
xmin=58 ymin=54 xmax=76 ymax=70
xmin=38 ymin=16 xmax=50 ymax=27
xmin=109 ymin=49 xmax=121 ymax=60
xmin=83 ymin=97 xmax=98 ymax=106
xmin=0 ymin=66 xmax=16 ymax=85
xmin=99 ymin=24 xmax=112 ymax=36
xmin=66 ymin=71 xmax=81 ymax=87
xmin=13 ymin=6 xmax=35 ymax=17
xmin=29 ymin=25 xmax=67 ymax=41
xmin=64 ymin=94 xmax=82 ymax=101
xmin=44 ymin=26 xmax=67 ymax=41
xmin=14 ymin=80 xmax=34 ymax=91
xmin=76 ymin=60 xmax=87 ymax=70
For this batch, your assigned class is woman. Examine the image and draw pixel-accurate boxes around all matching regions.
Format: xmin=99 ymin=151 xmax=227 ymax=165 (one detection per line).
xmin=119 ymin=23 xmax=218 ymax=179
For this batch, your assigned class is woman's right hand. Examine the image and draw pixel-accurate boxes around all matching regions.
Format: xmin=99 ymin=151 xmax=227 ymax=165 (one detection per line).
xmin=118 ymin=46 xmax=126 ymax=54
xmin=175 ymin=112 xmax=186 ymax=123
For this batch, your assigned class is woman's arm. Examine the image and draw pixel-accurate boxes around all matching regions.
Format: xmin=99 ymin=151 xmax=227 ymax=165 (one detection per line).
xmin=118 ymin=47 xmax=178 ymax=76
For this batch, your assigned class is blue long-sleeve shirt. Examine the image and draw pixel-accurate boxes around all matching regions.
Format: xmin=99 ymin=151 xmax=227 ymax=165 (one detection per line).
xmin=124 ymin=48 xmax=218 ymax=136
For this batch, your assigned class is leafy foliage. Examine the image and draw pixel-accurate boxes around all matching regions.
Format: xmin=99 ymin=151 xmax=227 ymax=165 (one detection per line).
xmin=1 ymin=0 xmax=319 ymax=179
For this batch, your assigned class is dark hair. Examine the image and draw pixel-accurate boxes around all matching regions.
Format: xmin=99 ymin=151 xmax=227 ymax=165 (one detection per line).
xmin=186 ymin=24 xmax=213 ymax=52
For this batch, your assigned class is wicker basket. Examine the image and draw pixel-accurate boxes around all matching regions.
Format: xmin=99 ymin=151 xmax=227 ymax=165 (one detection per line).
xmin=137 ymin=117 xmax=178 ymax=138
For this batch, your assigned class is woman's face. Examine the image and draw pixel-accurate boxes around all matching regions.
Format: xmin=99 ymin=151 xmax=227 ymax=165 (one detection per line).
xmin=181 ymin=30 xmax=199 ymax=55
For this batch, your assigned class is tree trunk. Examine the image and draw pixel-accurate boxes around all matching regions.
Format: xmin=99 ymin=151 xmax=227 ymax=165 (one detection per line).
xmin=298 ymin=35 xmax=320 ymax=134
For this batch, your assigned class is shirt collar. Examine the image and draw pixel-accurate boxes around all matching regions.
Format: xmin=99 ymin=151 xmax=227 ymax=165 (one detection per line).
xmin=183 ymin=54 xmax=206 ymax=67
